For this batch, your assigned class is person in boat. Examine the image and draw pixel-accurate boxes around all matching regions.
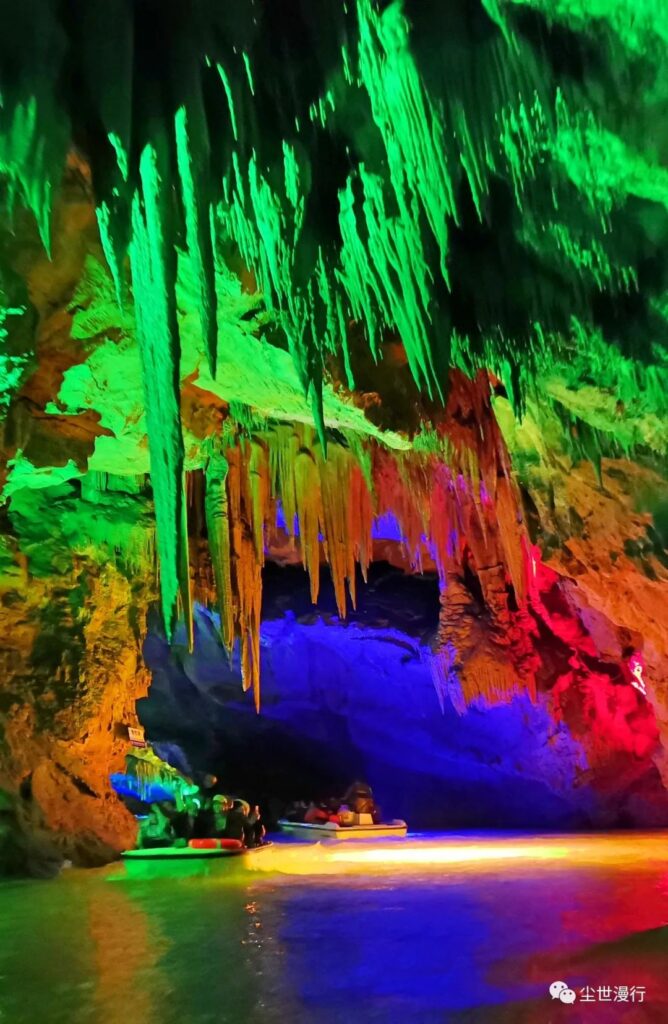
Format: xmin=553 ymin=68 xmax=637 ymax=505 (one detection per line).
xmin=137 ymin=804 xmax=175 ymax=849
xmin=341 ymin=781 xmax=381 ymax=824
xmin=246 ymin=805 xmax=266 ymax=848
xmin=222 ymin=798 xmax=254 ymax=845
xmin=168 ymin=791 xmax=203 ymax=846
xmin=210 ymin=794 xmax=230 ymax=837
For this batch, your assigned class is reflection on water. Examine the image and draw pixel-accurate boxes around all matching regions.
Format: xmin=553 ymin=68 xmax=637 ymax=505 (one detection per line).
xmin=1 ymin=833 xmax=667 ymax=1023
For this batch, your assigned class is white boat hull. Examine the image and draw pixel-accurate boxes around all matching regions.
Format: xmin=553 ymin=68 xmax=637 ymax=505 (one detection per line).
xmin=278 ymin=819 xmax=407 ymax=841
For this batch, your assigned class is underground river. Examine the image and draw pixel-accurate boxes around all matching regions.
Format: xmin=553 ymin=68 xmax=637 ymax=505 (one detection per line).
xmin=2 ymin=832 xmax=668 ymax=1023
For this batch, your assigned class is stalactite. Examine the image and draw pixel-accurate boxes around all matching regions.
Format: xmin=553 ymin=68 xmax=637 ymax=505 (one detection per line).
xmin=430 ymin=644 xmax=467 ymax=716
xmin=179 ymin=474 xmax=194 ymax=653
xmin=270 ymin=426 xmax=300 ymax=538
xmin=174 ymin=100 xmax=218 ymax=378
xmin=205 ymin=448 xmax=234 ymax=654
xmin=436 ymin=571 xmax=534 ymax=709
xmin=187 ymin=385 xmax=532 ymax=710
xmin=494 ymin=473 xmax=527 ymax=604
xmin=126 ymin=749 xmax=188 ymax=802
xmin=317 ymin=444 xmax=358 ymax=615
xmin=226 ymin=445 xmax=263 ymax=710
xmin=129 ymin=137 xmax=185 ymax=640
xmin=248 ymin=438 xmax=270 ymax=564
xmin=374 ymin=448 xmax=442 ymax=573
xmin=356 ymin=0 xmax=456 ymax=283
xmin=428 ymin=467 xmax=461 ymax=587
xmin=78 ymin=0 xmax=134 ymax=307
xmin=3 ymin=0 xmax=661 ymax=667
xmin=460 ymin=660 xmax=525 ymax=706
xmin=294 ymin=445 xmax=323 ymax=605
xmin=348 ymin=463 xmax=373 ymax=585
xmin=0 ymin=0 xmax=68 ymax=252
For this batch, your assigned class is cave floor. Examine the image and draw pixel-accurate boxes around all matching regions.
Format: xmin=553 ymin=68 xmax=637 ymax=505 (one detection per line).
xmin=2 ymin=832 xmax=668 ymax=1023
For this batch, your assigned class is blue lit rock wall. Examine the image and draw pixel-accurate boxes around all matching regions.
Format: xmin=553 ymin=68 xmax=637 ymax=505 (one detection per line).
xmin=139 ymin=567 xmax=667 ymax=829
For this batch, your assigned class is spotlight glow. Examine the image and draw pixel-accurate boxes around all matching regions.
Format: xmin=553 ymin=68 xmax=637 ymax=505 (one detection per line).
xmin=327 ymin=842 xmax=569 ymax=865
xmin=247 ymin=832 xmax=668 ymax=877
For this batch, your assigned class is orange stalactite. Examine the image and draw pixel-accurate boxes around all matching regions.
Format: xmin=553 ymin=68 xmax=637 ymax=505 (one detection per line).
xmin=374 ymin=450 xmax=425 ymax=571
xmin=348 ymin=463 xmax=373 ymax=586
xmin=494 ymin=473 xmax=527 ymax=605
xmin=270 ymin=426 xmax=299 ymax=539
xmin=294 ymin=445 xmax=323 ymax=605
xmin=186 ymin=373 xmax=531 ymax=709
xmin=226 ymin=444 xmax=263 ymax=710
xmin=428 ymin=467 xmax=460 ymax=586
xmin=248 ymin=438 xmax=270 ymax=564
xmin=460 ymin=660 xmax=525 ymax=706
xmin=318 ymin=444 xmax=359 ymax=615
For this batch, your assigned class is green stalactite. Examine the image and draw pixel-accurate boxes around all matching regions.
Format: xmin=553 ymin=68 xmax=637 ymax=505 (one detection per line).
xmin=356 ymin=0 xmax=456 ymax=281
xmin=504 ymin=0 xmax=668 ymax=54
xmin=130 ymin=139 xmax=185 ymax=640
xmin=205 ymin=448 xmax=235 ymax=653
xmin=179 ymin=473 xmax=194 ymax=653
xmin=174 ymin=104 xmax=218 ymax=378
xmin=1 ymin=0 xmax=668 ymax=690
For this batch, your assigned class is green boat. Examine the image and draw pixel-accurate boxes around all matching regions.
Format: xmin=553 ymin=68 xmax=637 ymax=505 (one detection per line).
xmin=120 ymin=843 xmax=273 ymax=879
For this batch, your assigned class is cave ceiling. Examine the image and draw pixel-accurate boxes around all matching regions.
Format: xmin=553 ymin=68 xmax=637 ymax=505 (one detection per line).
xmin=1 ymin=0 xmax=667 ymax=707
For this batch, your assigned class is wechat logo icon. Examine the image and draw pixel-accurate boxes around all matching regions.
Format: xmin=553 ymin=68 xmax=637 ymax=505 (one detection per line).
xmin=550 ymin=981 xmax=577 ymax=1004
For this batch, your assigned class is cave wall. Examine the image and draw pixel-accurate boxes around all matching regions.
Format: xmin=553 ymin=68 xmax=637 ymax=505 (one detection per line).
xmin=0 ymin=482 xmax=152 ymax=869
xmin=496 ymin=400 xmax=668 ymax=792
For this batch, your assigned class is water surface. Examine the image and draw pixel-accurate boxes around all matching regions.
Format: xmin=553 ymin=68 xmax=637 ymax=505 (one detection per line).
xmin=1 ymin=832 xmax=667 ymax=1023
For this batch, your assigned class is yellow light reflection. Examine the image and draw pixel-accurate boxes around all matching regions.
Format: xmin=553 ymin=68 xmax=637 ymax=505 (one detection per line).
xmin=327 ymin=842 xmax=569 ymax=865
xmin=247 ymin=832 xmax=668 ymax=878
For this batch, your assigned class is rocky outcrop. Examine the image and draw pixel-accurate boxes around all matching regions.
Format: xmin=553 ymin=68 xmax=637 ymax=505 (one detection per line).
xmin=0 ymin=485 xmax=152 ymax=871
xmin=497 ymin=398 xmax=668 ymax=808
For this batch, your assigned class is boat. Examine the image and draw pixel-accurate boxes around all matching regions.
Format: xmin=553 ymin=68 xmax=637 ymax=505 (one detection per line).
xmin=120 ymin=840 xmax=273 ymax=879
xmin=278 ymin=819 xmax=408 ymax=841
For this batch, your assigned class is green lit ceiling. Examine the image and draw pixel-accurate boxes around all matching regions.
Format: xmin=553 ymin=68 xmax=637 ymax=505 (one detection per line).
xmin=1 ymin=0 xmax=667 ymax=636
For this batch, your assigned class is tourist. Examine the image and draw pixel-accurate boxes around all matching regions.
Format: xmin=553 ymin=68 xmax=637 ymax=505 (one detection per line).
xmin=247 ymin=804 xmax=265 ymax=847
xmin=223 ymin=798 xmax=253 ymax=844
xmin=210 ymin=794 xmax=231 ymax=837
xmin=192 ymin=798 xmax=215 ymax=839
xmin=341 ymin=781 xmax=381 ymax=823
xmin=169 ymin=792 xmax=201 ymax=845
xmin=138 ymin=804 xmax=175 ymax=849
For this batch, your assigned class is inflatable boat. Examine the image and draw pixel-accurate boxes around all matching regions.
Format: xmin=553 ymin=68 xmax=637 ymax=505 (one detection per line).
xmin=278 ymin=819 xmax=408 ymax=841
xmin=121 ymin=839 xmax=272 ymax=878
